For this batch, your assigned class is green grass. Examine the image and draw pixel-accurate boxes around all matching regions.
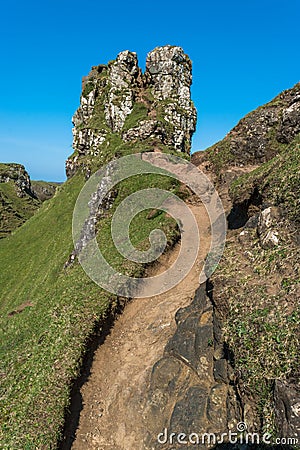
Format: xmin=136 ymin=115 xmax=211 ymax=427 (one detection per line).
xmin=0 ymin=159 xmax=181 ymax=448
xmin=229 ymin=136 xmax=300 ymax=223
xmin=202 ymin=83 xmax=300 ymax=176
xmin=0 ymin=181 xmax=40 ymax=238
xmin=212 ymin=139 xmax=300 ymax=435
xmin=122 ymin=102 xmax=149 ymax=131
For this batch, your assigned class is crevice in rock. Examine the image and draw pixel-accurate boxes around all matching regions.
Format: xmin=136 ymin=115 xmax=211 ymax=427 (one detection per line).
xmin=227 ymin=187 xmax=263 ymax=230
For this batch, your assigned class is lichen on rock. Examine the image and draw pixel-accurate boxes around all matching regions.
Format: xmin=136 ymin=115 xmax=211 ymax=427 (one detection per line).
xmin=66 ymin=45 xmax=197 ymax=178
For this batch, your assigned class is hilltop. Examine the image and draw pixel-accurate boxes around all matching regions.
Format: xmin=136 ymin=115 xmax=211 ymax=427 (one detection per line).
xmin=193 ymin=81 xmax=300 ymax=175
xmin=0 ymin=163 xmax=58 ymax=238
xmin=192 ymin=83 xmax=300 ymax=442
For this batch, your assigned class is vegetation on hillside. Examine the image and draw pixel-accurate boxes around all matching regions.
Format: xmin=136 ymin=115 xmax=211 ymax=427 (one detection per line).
xmin=229 ymin=135 xmax=300 ymax=224
xmin=0 ymin=181 xmax=40 ymax=238
xmin=202 ymin=82 xmax=300 ymax=176
xmin=0 ymin=151 xmax=182 ymax=448
xmin=212 ymin=137 xmax=300 ymax=435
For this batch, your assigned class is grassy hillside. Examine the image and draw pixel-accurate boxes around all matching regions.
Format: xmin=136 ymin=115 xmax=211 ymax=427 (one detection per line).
xmin=0 ymin=157 xmax=181 ymax=448
xmin=0 ymin=164 xmax=58 ymax=238
xmin=196 ymin=82 xmax=300 ymax=176
xmin=212 ymin=137 xmax=300 ymax=433
xmin=0 ymin=181 xmax=40 ymax=238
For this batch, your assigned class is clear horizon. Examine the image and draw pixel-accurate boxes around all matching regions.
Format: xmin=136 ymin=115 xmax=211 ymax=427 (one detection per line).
xmin=0 ymin=0 xmax=299 ymax=181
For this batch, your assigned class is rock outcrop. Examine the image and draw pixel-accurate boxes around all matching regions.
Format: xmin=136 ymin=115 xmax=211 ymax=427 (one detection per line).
xmin=0 ymin=163 xmax=39 ymax=238
xmin=0 ymin=163 xmax=32 ymax=197
xmin=66 ymin=45 xmax=197 ymax=178
xmin=0 ymin=164 xmax=57 ymax=238
xmin=192 ymin=86 xmax=300 ymax=443
xmin=144 ymin=284 xmax=242 ymax=449
xmin=194 ymin=82 xmax=300 ymax=174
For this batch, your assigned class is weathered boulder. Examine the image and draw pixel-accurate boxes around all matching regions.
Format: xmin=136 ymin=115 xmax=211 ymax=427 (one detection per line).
xmin=257 ymin=206 xmax=281 ymax=248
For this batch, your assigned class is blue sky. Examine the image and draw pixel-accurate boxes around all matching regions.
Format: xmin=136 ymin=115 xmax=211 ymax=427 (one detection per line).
xmin=0 ymin=0 xmax=299 ymax=181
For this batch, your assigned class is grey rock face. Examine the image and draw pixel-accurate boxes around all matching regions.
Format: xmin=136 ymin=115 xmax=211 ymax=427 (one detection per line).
xmin=70 ymin=51 xmax=140 ymax=169
xmin=67 ymin=45 xmax=196 ymax=177
xmin=105 ymin=50 xmax=140 ymax=132
xmin=257 ymin=206 xmax=281 ymax=248
xmin=203 ymin=82 xmax=300 ymax=167
xmin=274 ymin=379 xmax=300 ymax=440
xmin=0 ymin=163 xmax=32 ymax=197
xmin=143 ymin=285 xmax=242 ymax=449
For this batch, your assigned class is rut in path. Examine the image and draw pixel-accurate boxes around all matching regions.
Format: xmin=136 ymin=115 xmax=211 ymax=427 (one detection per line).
xmin=69 ymin=202 xmax=211 ymax=450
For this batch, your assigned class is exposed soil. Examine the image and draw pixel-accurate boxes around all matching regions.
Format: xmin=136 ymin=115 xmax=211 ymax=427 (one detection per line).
xmin=70 ymin=202 xmax=212 ymax=450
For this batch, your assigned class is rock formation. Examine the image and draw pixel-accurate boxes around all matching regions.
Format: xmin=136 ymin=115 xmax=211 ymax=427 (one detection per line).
xmin=64 ymin=54 xmax=300 ymax=445
xmin=144 ymin=284 xmax=242 ymax=449
xmin=0 ymin=163 xmax=38 ymax=237
xmin=194 ymin=82 xmax=300 ymax=173
xmin=192 ymin=86 xmax=300 ymax=443
xmin=0 ymin=163 xmax=32 ymax=197
xmin=30 ymin=180 xmax=58 ymax=202
xmin=0 ymin=163 xmax=57 ymax=238
xmin=66 ymin=45 xmax=197 ymax=178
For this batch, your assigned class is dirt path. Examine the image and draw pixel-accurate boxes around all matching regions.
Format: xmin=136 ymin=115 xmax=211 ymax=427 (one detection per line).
xmin=71 ymin=202 xmax=211 ymax=450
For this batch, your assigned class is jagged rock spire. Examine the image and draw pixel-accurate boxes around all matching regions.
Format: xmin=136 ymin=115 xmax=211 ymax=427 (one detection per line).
xmin=66 ymin=45 xmax=197 ymax=178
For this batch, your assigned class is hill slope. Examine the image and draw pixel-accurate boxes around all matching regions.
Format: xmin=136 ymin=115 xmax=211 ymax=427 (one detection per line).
xmin=0 ymin=46 xmax=195 ymax=449
xmin=193 ymin=81 xmax=300 ymax=175
xmin=0 ymin=163 xmax=40 ymax=238
xmin=0 ymin=163 xmax=58 ymax=238
xmin=192 ymin=87 xmax=300 ymax=440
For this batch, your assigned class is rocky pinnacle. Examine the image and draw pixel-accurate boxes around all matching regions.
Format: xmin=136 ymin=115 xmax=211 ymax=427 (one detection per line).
xmin=66 ymin=45 xmax=197 ymax=178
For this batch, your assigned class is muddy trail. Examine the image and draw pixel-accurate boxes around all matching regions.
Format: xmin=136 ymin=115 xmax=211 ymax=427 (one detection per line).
xmin=64 ymin=201 xmax=212 ymax=450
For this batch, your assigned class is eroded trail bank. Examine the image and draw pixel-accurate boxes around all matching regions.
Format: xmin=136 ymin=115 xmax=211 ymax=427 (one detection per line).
xmin=65 ymin=202 xmax=241 ymax=450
